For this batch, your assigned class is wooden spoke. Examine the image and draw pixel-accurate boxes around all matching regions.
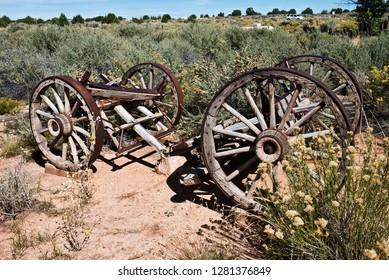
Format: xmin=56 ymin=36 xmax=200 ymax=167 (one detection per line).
xmin=64 ymin=88 xmax=71 ymax=113
xmin=332 ymin=83 xmax=348 ymax=93
xmin=318 ymin=111 xmax=336 ymax=120
xmin=309 ymin=62 xmax=314 ymax=76
xmin=49 ymin=134 xmax=62 ymax=150
xmin=148 ymin=69 xmax=153 ymax=89
xmin=73 ymin=126 xmax=91 ymax=137
xmin=225 ymin=156 xmax=258 ymax=182
xmin=302 ymin=130 xmax=330 ymax=139
xmin=50 ymin=86 xmax=65 ymax=113
xmin=128 ymin=79 xmax=140 ymax=89
xmin=243 ymin=87 xmax=267 ymax=130
xmin=68 ymin=136 xmax=79 ymax=164
xmin=222 ymin=103 xmax=260 ymax=135
xmin=278 ymin=88 xmax=301 ymax=129
xmin=154 ymin=100 xmax=175 ymax=109
xmin=41 ymin=95 xmax=59 ymax=114
xmin=286 ymin=103 xmax=324 ymax=135
xmin=137 ymin=72 xmax=147 ymax=89
xmin=70 ymin=99 xmax=81 ymax=117
xmin=313 ymin=116 xmax=330 ymax=130
xmin=36 ymin=110 xmax=54 ymax=119
xmin=71 ymin=132 xmax=90 ymax=156
xmin=38 ymin=128 xmax=49 ymax=134
xmin=62 ymin=138 xmax=68 ymax=161
xmin=73 ymin=116 xmax=89 ymax=123
xmin=214 ymin=146 xmax=255 ymax=158
xmin=322 ymin=70 xmax=332 ymax=83
xmin=213 ymin=126 xmax=256 ymax=142
xmin=268 ymin=81 xmax=276 ymax=129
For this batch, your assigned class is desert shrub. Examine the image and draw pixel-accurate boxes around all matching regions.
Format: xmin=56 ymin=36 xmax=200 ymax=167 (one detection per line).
xmin=365 ymin=63 xmax=389 ymax=111
xmin=254 ymin=129 xmax=389 ymax=259
xmin=0 ymin=163 xmax=34 ymax=219
xmin=0 ymin=97 xmax=20 ymax=114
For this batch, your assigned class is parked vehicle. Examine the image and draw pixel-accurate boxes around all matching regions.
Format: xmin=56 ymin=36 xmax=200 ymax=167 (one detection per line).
xmin=286 ymin=14 xmax=305 ymax=20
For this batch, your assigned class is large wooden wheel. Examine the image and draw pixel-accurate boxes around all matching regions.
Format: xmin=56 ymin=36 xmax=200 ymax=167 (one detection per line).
xmin=121 ymin=62 xmax=183 ymax=127
xmin=277 ymin=55 xmax=363 ymax=132
xmin=30 ymin=76 xmax=104 ymax=171
xmin=201 ymin=68 xmax=352 ymax=213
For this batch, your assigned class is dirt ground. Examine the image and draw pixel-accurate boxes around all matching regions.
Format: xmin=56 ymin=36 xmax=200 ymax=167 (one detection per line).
xmin=0 ymin=129 xmax=260 ymax=260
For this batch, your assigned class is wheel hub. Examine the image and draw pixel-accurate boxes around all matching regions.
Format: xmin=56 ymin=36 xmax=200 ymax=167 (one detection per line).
xmin=48 ymin=114 xmax=72 ymax=137
xmin=255 ymin=129 xmax=289 ymax=163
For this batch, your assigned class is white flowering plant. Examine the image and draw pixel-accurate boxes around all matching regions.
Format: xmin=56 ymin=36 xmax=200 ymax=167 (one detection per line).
xmin=252 ymin=128 xmax=389 ymax=259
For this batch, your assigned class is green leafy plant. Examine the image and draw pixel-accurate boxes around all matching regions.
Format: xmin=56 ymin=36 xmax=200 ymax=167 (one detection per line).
xmin=0 ymin=97 xmax=20 ymax=115
xmin=365 ymin=63 xmax=389 ymax=111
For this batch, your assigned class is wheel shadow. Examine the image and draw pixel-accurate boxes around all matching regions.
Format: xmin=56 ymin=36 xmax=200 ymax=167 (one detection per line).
xmin=97 ymin=148 xmax=157 ymax=172
xmin=165 ymin=163 xmax=235 ymax=214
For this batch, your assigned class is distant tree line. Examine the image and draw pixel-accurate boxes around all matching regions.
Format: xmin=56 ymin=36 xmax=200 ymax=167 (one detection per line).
xmin=0 ymin=12 xmax=123 ymax=27
xmin=0 ymin=5 xmax=355 ymax=28
xmin=1 ymin=2 xmax=388 ymax=35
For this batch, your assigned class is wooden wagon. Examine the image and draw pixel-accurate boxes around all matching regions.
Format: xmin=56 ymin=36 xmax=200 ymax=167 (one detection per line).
xmin=29 ymin=55 xmax=364 ymax=213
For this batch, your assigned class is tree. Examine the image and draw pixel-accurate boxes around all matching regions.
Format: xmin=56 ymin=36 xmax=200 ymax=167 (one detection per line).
xmin=288 ymin=9 xmax=297 ymax=14
xmin=231 ymin=10 xmax=242 ymax=17
xmin=301 ymin=7 xmax=314 ymax=14
xmin=321 ymin=9 xmax=329 ymax=14
xmin=93 ymin=16 xmax=104 ymax=22
xmin=188 ymin=14 xmax=197 ymax=22
xmin=217 ymin=12 xmax=225 ymax=18
xmin=345 ymin=0 xmax=389 ymax=35
xmin=132 ymin=17 xmax=143 ymax=24
xmin=331 ymin=8 xmax=344 ymax=14
xmin=102 ymin=13 xmax=120 ymax=24
xmin=268 ymin=8 xmax=281 ymax=15
xmin=58 ymin=13 xmax=69 ymax=26
xmin=246 ymin=7 xmax=260 ymax=16
xmin=0 ymin=15 xmax=12 ymax=27
xmin=143 ymin=15 xmax=150 ymax=21
xmin=161 ymin=14 xmax=171 ymax=23
xmin=71 ymin=14 xmax=85 ymax=24
xmin=19 ymin=16 xmax=37 ymax=25
xmin=50 ymin=17 xmax=59 ymax=25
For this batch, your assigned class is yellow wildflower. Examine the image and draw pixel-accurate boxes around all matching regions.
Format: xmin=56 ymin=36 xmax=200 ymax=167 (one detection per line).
xmin=275 ymin=230 xmax=284 ymax=240
xmin=304 ymin=195 xmax=313 ymax=204
xmin=377 ymin=240 xmax=389 ymax=257
xmin=364 ymin=249 xmax=378 ymax=260
xmin=315 ymin=218 xmax=328 ymax=228
xmin=296 ymin=191 xmax=305 ymax=198
xmin=263 ymin=224 xmax=275 ymax=236
xmin=293 ymin=216 xmax=304 ymax=226
xmin=304 ymin=204 xmax=314 ymax=213
xmin=332 ymin=200 xmax=340 ymax=207
xmin=362 ymin=175 xmax=370 ymax=181
xmin=286 ymin=210 xmax=299 ymax=219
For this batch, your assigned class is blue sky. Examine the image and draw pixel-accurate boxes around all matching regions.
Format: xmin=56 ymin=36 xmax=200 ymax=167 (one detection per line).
xmin=1 ymin=0 xmax=355 ymax=20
